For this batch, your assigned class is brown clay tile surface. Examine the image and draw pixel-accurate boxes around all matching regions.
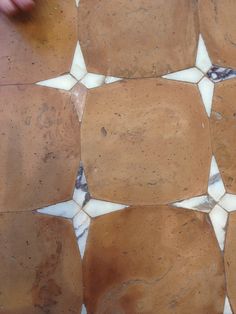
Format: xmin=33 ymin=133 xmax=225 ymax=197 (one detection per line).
xmin=81 ymin=78 xmax=211 ymax=205
xmin=78 ymin=0 xmax=199 ymax=78
xmin=0 ymin=85 xmax=80 ymax=212
xmin=0 ymin=211 xmax=82 ymax=314
xmin=83 ymin=205 xmax=225 ymax=314
xmin=198 ymin=0 xmax=236 ymax=69
xmin=210 ymin=79 xmax=236 ymax=193
xmin=0 ymin=0 xmax=77 ymax=85
xmin=224 ymin=212 xmax=236 ymax=313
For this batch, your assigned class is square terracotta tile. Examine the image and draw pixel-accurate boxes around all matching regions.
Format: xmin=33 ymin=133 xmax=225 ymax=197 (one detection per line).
xmin=81 ymin=78 xmax=211 ymax=205
xmin=0 ymin=0 xmax=77 ymax=84
xmin=0 ymin=211 xmax=82 ymax=313
xmin=0 ymin=85 xmax=80 ymax=212
xmin=83 ymin=206 xmax=225 ymax=313
xmin=78 ymin=0 xmax=199 ymax=78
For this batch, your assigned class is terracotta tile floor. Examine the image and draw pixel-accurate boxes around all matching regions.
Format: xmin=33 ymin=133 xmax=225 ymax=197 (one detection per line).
xmin=0 ymin=0 xmax=77 ymax=84
xmin=0 ymin=1 xmax=236 ymax=313
xmin=0 ymin=85 xmax=80 ymax=213
xmin=0 ymin=212 xmax=83 ymax=313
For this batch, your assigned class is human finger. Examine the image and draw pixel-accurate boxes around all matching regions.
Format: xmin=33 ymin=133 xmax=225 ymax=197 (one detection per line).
xmin=12 ymin=0 xmax=35 ymax=12
xmin=0 ymin=0 xmax=18 ymax=15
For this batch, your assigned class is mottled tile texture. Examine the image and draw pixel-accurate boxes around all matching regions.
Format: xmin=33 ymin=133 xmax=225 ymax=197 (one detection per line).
xmin=0 ymin=85 xmax=80 ymax=212
xmin=0 ymin=0 xmax=77 ymax=84
xmin=199 ymin=0 xmax=236 ymax=69
xmin=224 ymin=212 xmax=236 ymax=313
xmin=210 ymin=79 xmax=236 ymax=194
xmin=0 ymin=212 xmax=82 ymax=313
xmin=78 ymin=0 xmax=199 ymax=78
xmin=82 ymin=79 xmax=211 ymax=205
xmin=83 ymin=206 xmax=225 ymax=314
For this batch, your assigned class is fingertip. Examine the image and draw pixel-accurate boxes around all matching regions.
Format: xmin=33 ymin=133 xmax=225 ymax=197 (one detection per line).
xmin=0 ymin=1 xmax=18 ymax=16
xmin=13 ymin=0 xmax=35 ymax=12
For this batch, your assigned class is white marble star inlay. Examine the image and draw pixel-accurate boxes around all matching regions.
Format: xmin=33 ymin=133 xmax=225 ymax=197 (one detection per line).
xmin=36 ymin=74 xmax=77 ymax=91
xmin=37 ymin=165 xmax=129 ymax=259
xmin=173 ymin=155 xmax=230 ymax=251
xmin=37 ymin=199 xmax=80 ymax=219
xmin=219 ymin=194 xmax=236 ymax=212
xmin=81 ymin=304 xmax=87 ymax=314
xmin=209 ymin=205 xmax=228 ymax=251
xmin=75 ymin=0 xmax=80 ymax=8
xmin=36 ymin=40 xmax=122 ymax=91
xmin=208 ymin=156 xmax=226 ymax=202
xmin=73 ymin=209 xmax=91 ymax=258
xmin=224 ymin=296 xmax=233 ymax=314
xmin=163 ymin=34 xmax=214 ymax=117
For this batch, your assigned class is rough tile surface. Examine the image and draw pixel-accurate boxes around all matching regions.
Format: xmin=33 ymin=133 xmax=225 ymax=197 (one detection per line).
xmin=210 ymin=80 xmax=236 ymax=194
xmin=0 ymin=212 xmax=82 ymax=313
xmin=82 ymin=79 xmax=211 ymax=205
xmin=0 ymin=0 xmax=77 ymax=84
xmin=0 ymin=85 xmax=80 ymax=212
xmin=83 ymin=206 xmax=225 ymax=314
xmin=199 ymin=0 xmax=236 ymax=69
xmin=224 ymin=212 xmax=236 ymax=314
xmin=78 ymin=0 xmax=199 ymax=78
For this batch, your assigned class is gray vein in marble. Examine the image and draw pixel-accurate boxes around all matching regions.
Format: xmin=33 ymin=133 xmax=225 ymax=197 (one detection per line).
xmin=75 ymin=164 xmax=91 ymax=207
xmin=73 ymin=210 xmax=91 ymax=258
xmin=207 ymin=66 xmax=236 ymax=83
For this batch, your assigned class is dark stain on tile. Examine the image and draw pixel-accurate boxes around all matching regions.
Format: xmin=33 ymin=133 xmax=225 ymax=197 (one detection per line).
xmin=0 ymin=212 xmax=82 ymax=313
xmin=32 ymin=241 xmax=62 ymax=312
